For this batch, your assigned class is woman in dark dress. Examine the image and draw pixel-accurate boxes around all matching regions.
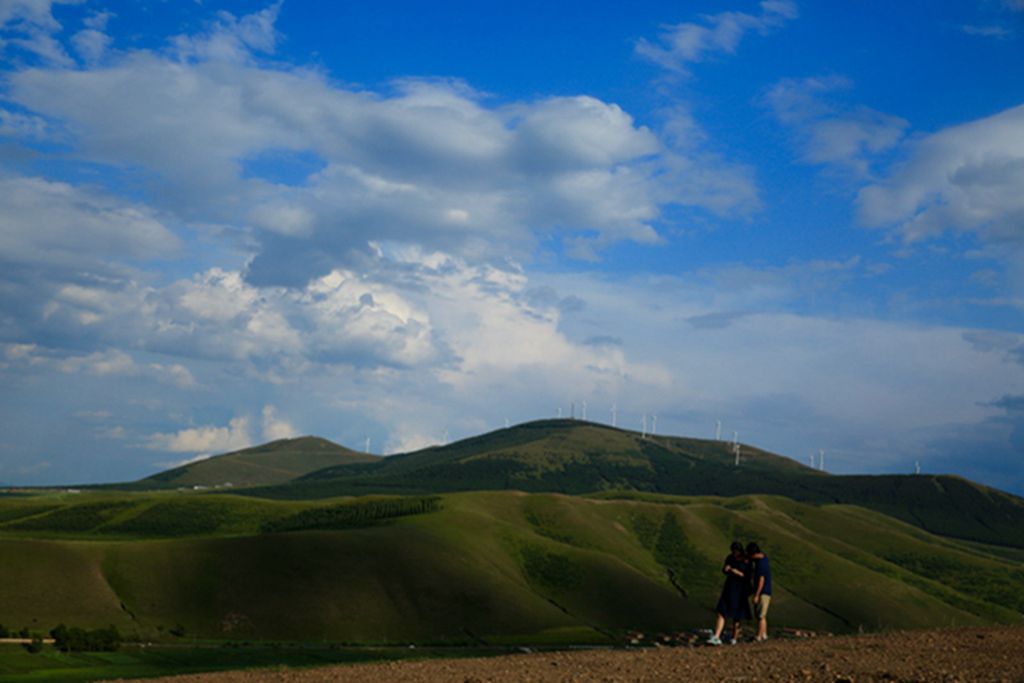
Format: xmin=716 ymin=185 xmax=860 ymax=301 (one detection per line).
xmin=707 ymin=541 xmax=751 ymax=645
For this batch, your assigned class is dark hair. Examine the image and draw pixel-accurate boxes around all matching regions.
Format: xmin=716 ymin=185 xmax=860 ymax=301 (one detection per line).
xmin=730 ymin=541 xmax=744 ymax=554
xmin=746 ymin=542 xmax=761 ymax=555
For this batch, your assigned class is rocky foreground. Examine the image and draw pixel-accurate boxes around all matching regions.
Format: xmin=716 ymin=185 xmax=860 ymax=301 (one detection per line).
xmin=109 ymin=627 xmax=1024 ymax=683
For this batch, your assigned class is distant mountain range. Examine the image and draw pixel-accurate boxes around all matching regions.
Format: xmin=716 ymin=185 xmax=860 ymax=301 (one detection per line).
xmin=2 ymin=418 xmax=1021 ymax=644
xmin=127 ymin=419 xmax=1024 ymax=548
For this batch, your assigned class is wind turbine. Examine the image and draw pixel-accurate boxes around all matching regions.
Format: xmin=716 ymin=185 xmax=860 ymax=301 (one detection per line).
xmin=365 ymin=436 xmax=371 ymax=454
xmin=733 ymin=442 xmax=741 ymax=466
xmin=715 ymin=419 xmax=722 ymax=441
xmin=651 ymin=414 xmax=657 ymax=436
xmin=819 ymin=449 xmax=825 ymax=472
xmin=611 ymin=403 xmax=618 ymax=428
xmin=582 ymin=401 xmax=587 ymax=421
xmin=915 ymin=461 xmax=921 ymax=475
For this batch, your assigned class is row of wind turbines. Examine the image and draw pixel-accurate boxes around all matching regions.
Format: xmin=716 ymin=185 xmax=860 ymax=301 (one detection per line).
xmin=363 ymin=403 xmax=924 ymax=477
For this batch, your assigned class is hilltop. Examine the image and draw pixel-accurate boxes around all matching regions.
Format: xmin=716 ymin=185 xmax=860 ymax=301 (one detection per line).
xmin=136 ymin=436 xmax=378 ymax=489
xmin=220 ymin=420 xmax=1024 ymax=548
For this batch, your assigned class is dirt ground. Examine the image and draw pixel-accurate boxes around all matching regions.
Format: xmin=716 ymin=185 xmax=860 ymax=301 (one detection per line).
xmin=108 ymin=626 xmax=1024 ymax=683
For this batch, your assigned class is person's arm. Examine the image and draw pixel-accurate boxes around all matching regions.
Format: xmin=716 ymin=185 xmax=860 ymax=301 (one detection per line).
xmin=722 ymin=560 xmax=744 ymax=577
xmin=753 ymin=575 xmax=765 ymax=601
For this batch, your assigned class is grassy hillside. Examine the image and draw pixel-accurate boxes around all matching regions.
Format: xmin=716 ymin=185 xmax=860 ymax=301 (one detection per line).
xmin=0 ymin=490 xmax=1020 ymax=645
xmin=133 ymin=436 xmax=378 ymax=489
xmin=235 ymin=420 xmax=1024 ymax=548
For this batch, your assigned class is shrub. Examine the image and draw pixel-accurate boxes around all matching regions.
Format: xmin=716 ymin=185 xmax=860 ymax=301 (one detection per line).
xmin=261 ymin=496 xmax=442 ymax=533
xmin=50 ymin=624 xmax=121 ymax=652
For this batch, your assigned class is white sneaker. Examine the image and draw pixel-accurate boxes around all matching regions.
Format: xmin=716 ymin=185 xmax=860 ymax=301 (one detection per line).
xmin=707 ymin=635 xmax=722 ymax=646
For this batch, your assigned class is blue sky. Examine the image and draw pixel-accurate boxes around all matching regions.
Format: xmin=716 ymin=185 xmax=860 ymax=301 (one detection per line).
xmin=1 ymin=1 xmax=1023 ymax=494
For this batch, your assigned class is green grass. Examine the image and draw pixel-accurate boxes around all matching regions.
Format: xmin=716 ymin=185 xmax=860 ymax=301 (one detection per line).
xmin=228 ymin=420 xmax=1024 ymax=549
xmin=0 ymin=489 xmax=1020 ymax=650
xmin=130 ymin=436 xmax=378 ymax=489
xmin=0 ymin=642 xmax=512 ymax=682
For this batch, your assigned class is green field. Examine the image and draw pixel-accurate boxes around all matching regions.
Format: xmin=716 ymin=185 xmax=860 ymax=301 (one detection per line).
xmin=126 ymin=436 xmax=378 ymax=490
xmin=0 ymin=489 xmax=1020 ymax=649
xmin=0 ymin=642 xmax=510 ymax=682
xmin=220 ymin=420 xmax=1024 ymax=549
xmin=4 ymin=419 xmax=1023 ymax=681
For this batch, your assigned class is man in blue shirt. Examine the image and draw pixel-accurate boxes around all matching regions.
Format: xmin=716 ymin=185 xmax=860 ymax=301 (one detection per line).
xmin=746 ymin=542 xmax=772 ymax=642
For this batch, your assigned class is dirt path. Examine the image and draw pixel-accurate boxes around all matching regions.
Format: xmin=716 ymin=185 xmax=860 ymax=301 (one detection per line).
xmin=106 ymin=627 xmax=1024 ymax=682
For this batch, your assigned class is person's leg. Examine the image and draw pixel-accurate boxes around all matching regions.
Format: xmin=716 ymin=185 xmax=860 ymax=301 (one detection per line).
xmin=731 ymin=619 xmax=742 ymax=642
xmin=713 ymin=614 xmax=725 ymax=638
xmin=756 ymin=596 xmax=771 ymax=640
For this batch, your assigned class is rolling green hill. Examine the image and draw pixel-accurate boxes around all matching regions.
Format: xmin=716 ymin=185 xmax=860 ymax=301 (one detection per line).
xmin=0 ymin=490 xmax=1020 ymax=645
xmin=231 ymin=420 xmax=1024 ymax=548
xmin=134 ymin=436 xmax=378 ymax=489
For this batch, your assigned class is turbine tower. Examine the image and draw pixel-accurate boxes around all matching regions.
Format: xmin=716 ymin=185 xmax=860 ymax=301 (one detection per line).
xmin=819 ymin=449 xmax=825 ymax=472
xmin=582 ymin=401 xmax=587 ymax=421
xmin=915 ymin=461 xmax=921 ymax=475
xmin=733 ymin=441 xmax=741 ymax=466
xmin=651 ymin=414 xmax=657 ymax=436
xmin=365 ymin=436 xmax=371 ymax=454
xmin=611 ymin=403 xmax=618 ymax=428
xmin=715 ymin=419 xmax=722 ymax=441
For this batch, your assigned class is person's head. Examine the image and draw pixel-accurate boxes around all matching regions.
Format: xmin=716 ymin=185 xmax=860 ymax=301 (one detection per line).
xmin=746 ymin=542 xmax=762 ymax=556
xmin=730 ymin=541 xmax=744 ymax=557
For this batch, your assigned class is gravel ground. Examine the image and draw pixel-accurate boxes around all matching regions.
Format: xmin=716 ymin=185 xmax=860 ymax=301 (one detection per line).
xmin=107 ymin=627 xmax=1024 ymax=683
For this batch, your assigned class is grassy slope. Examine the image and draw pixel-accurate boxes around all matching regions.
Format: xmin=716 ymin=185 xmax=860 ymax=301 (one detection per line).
xmin=0 ymin=491 xmax=1020 ymax=644
xmin=134 ymin=436 xmax=378 ymax=489
xmin=242 ymin=420 xmax=1024 ymax=548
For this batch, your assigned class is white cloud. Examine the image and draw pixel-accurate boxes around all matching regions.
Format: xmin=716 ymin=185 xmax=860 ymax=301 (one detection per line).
xmin=763 ymin=76 xmax=908 ymax=176
xmin=170 ymin=3 xmax=281 ymax=64
xmin=2 ymin=344 xmax=196 ymax=389
xmin=0 ymin=108 xmax=48 ymax=137
xmin=6 ymin=12 xmax=754 ymax=275
xmin=635 ymin=0 xmax=798 ymax=75
xmin=0 ymin=176 xmax=181 ymax=267
xmin=71 ymin=26 xmax=109 ymax=63
xmin=261 ymin=404 xmax=297 ymax=441
xmin=858 ymin=103 xmax=1024 ymax=244
xmin=0 ymin=0 xmax=78 ymax=66
xmin=147 ymin=415 xmax=253 ymax=454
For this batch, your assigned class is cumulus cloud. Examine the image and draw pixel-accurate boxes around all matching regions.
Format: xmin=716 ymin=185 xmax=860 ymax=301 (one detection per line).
xmin=858 ymin=103 xmax=1024 ymax=244
xmin=261 ymin=404 xmax=297 ymax=441
xmin=763 ymin=76 xmax=908 ymax=176
xmin=635 ymin=0 xmax=798 ymax=75
xmin=5 ymin=10 xmax=754 ymax=279
xmin=147 ymin=416 xmax=253 ymax=454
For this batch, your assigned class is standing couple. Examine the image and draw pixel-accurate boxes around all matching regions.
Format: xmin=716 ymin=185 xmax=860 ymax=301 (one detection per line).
xmin=707 ymin=541 xmax=772 ymax=645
